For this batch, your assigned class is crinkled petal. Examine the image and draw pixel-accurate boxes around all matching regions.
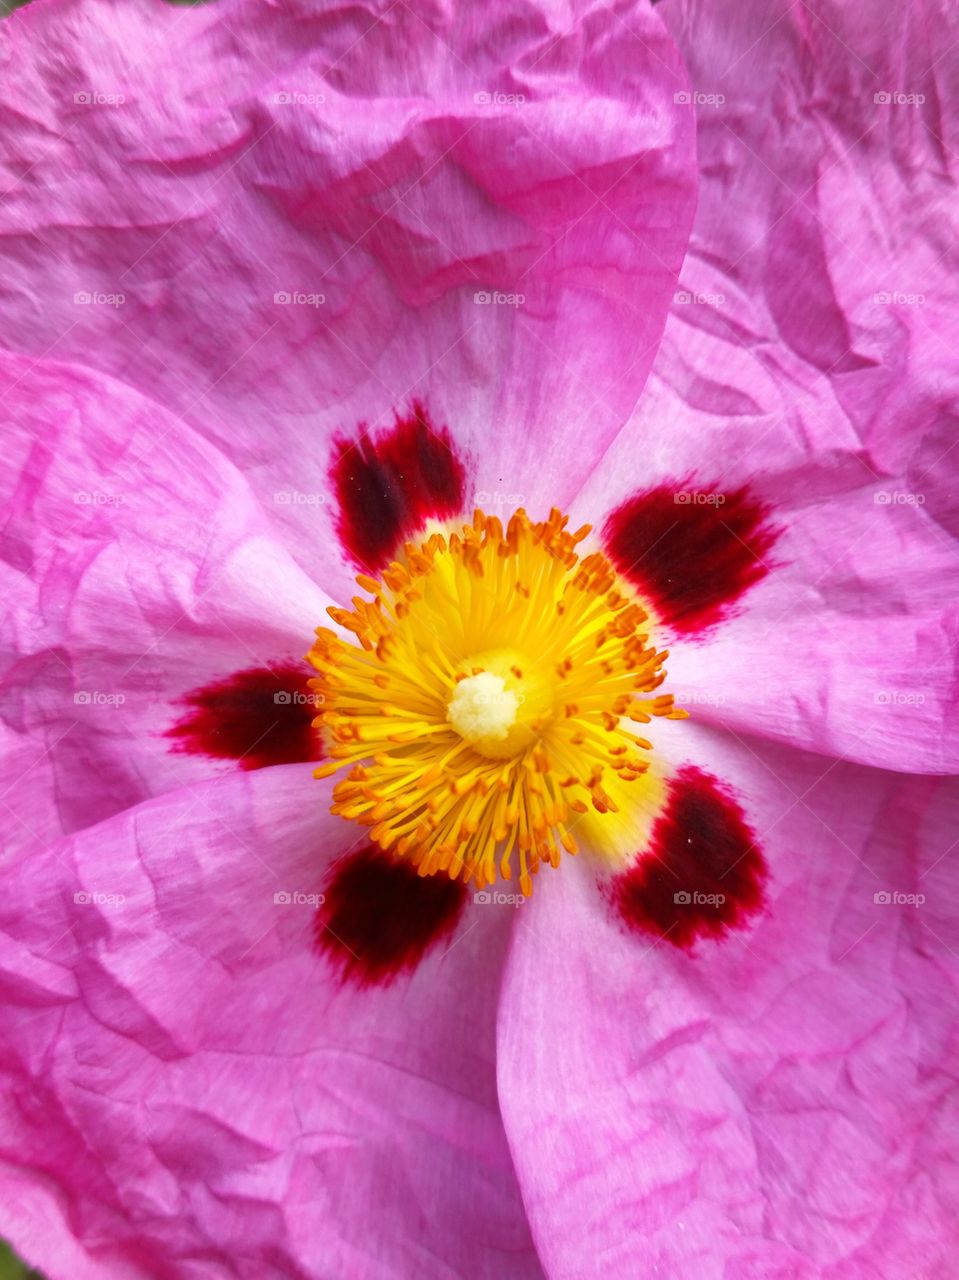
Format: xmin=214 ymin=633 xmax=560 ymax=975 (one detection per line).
xmin=0 ymin=352 xmax=331 ymax=852
xmin=651 ymin=0 xmax=959 ymax=488
xmin=0 ymin=0 xmax=696 ymax=586
xmin=498 ymin=724 xmax=959 ymax=1278
xmin=571 ymin=0 xmax=959 ymax=772
xmin=662 ymin=492 xmax=959 ymax=773
xmin=0 ymin=766 xmax=541 ymax=1280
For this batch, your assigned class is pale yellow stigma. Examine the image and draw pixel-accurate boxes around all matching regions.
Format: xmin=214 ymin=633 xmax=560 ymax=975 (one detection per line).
xmin=308 ymin=508 xmax=686 ymax=897
xmin=447 ymin=671 xmax=520 ymax=747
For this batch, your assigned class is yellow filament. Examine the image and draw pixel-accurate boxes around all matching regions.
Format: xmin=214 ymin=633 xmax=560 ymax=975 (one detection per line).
xmin=309 ymin=508 xmax=686 ymax=897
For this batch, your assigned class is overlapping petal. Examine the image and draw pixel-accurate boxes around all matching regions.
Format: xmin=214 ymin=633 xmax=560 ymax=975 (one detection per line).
xmin=0 ymin=766 xmax=540 ymax=1280
xmin=568 ymin=0 xmax=959 ymax=772
xmin=0 ymin=0 xmax=696 ymax=590
xmin=498 ymin=723 xmax=959 ymax=1278
xmin=0 ymin=351 xmax=330 ymax=852
xmin=0 ymin=1 xmax=956 ymax=1277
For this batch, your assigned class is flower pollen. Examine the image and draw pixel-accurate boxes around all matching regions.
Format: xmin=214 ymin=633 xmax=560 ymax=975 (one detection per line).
xmin=309 ymin=509 xmax=686 ymax=897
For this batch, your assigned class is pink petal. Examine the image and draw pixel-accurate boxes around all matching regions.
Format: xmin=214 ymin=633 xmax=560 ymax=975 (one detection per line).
xmin=665 ymin=494 xmax=959 ymax=772
xmin=654 ymin=0 xmax=959 ymax=490
xmin=571 ymin=0 xmax=959 ymax=773
xmin=0 ymin=767 xmax=540 ymax=1279
xmin=0 ymin=353 xmax=331 ymax=849
xmin=0 ymin=0 xmax=696 ymax=574
xmin=498 ymin=727 xmax=959 ymax=1277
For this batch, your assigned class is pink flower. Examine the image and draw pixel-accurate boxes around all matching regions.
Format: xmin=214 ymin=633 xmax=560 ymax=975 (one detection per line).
xmin=1 ymin=1 xmax=957 ymax=1278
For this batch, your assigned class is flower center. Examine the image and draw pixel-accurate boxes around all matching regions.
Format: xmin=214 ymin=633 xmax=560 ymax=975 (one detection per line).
xmin=445 ymin=647 xmax=553 ymax=760
xmin=309 ymin=509 xmax=684 ymax=896
xmin=447 ymin=669 xmax=520 ymax=748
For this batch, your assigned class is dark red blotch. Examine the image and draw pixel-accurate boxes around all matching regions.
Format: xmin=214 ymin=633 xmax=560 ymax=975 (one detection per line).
xmin=613 ymin=766 xmax=766 ymax=948
xmin=602 ymin=481 xmax=779 ymax=634
xmin=330 ymin=402 xmax=468 ymax=573
xmin=167 ymin=661 xmax=322 ymax=771
xmin=315 ymin=844 xmax=467 ymax=987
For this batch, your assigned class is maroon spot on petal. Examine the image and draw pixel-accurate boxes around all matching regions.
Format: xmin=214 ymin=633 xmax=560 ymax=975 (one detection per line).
xmin=315 ymin=844 xmax=467 ymax=987
xmin=331 ymin=401 xmax=468 ymax=573
xmin=602 ymin=481 xmax=779 ymax=634
xmin=167 ymin=662 xmax=323 ymax=771
xmin=612 ymin=766 xmax=766 ymax=949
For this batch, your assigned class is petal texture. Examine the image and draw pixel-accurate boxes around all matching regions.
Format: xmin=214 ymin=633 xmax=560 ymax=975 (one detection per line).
xmin=0 ymin=0 xmax=697 ymax=589
xmin=0 ymin=767 xmax=541 ymax=1280
xmin=0 ymin=352 xmax=330 ymax=852
xmin=572 ymin=0 xmax=959 ymax=772
xmin=499 ymin=725 xmax=959 ymax=1278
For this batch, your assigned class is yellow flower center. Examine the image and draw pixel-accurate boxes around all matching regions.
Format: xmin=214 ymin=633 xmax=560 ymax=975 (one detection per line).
xmin=309 ymin=509 xmax=685 ymax=897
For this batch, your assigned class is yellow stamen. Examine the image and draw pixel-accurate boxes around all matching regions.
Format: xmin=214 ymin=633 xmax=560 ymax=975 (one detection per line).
xmin=308 ymin=508 xmax=684 ymax=896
